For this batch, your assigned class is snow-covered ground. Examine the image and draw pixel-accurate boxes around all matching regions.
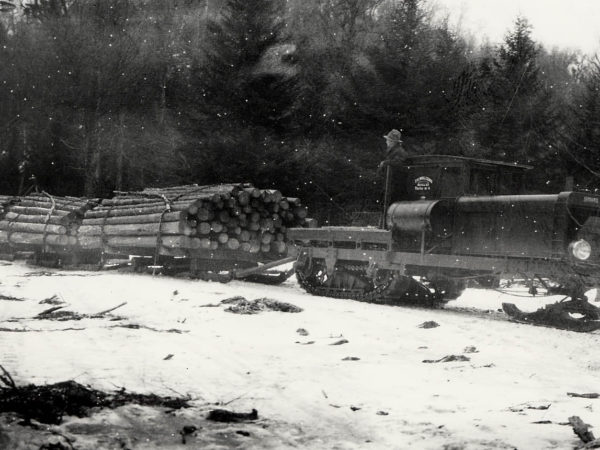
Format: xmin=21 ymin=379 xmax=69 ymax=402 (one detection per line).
xmin=1 ymin=260 xmax=600 ymax=449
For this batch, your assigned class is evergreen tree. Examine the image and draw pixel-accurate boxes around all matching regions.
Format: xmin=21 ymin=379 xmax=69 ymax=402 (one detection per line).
xmin=359 ymin=0 xmax=471 ymax=149
xmin=286 ymin=0 xmax=380 ymax=134
xmin=0 ymin=0 xmax=179 ymax=196
xmin=495 ymin=17 xmax=540 ymax=95
xmin=567 ymin=58 xmax=600 ymax=190
xmin=355 ymin=0 xmax=428 ymax=132
xmin=473 ymin=16 xmax=559 ymax=172
xmin=196 ymin=0 xmax=296 ymax=130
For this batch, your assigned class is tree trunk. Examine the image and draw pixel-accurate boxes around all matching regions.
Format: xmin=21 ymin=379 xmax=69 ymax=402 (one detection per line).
xmin=18 ymin=122 xmax=30 ymax=195
xmin=116 ymin=111 xmax=126 ymax=191
xmin=160 ymin=72 xmax=167 ymax=127
xmin=83 ymin=107 xmax=100 ymax=197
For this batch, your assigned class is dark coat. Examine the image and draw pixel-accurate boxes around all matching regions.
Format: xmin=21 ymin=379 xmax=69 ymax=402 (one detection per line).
xmin=379 ymin=142 xmax=407 ymax=170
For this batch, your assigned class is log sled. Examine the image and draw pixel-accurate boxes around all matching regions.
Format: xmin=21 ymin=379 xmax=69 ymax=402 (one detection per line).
xmin=0 ymin=192 xmax=99 ymax=258
xmin=0 ymin=185 xmax=306 ymax=284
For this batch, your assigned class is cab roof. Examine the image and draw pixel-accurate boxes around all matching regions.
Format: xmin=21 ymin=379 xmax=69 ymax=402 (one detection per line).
xmin=404 ymin=155 xmax=532 ymax=170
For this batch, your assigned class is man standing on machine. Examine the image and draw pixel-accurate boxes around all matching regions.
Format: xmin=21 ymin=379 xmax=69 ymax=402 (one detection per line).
xmin=379 ymin=129 xmax=407 ymax=227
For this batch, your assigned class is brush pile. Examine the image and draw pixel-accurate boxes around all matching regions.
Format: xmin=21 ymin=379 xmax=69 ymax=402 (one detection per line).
xmin=78 ymin=184 xmax=308 ymax=257
xmin=0 ymin=365 xmax=189 ymax=425
xmin=0 ymin=193 xmax=98 ymax=250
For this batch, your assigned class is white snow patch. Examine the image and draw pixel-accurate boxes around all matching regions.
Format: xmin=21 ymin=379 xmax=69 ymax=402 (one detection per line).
xmin=1 ymin=261 xmax=599 ymax=448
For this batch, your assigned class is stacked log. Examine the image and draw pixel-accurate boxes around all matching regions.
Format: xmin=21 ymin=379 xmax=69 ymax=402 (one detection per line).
xmin=0 ymin=195 xmax=16 ymax=218
xmin=78 ymin=183 xmax=308 ymax=257
xmin=0 ymin=193 xmax=99 ymax=249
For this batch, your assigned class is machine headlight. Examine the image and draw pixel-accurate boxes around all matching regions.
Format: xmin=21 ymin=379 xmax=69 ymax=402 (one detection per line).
xmin=570 ymin=239 xmax=592 ymax=260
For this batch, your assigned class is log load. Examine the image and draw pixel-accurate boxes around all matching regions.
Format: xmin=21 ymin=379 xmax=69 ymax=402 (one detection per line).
xmin=79 ymin=183 xmax=308 ymax=258
xmin=0 ymin=192 xmax=99 ymax=250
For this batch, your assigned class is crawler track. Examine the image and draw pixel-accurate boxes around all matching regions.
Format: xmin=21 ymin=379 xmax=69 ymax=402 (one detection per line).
xmin=295 ymin=260 xmax=440 ymax=306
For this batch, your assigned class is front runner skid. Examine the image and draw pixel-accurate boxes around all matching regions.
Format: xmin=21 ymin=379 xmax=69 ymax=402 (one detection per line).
xmin=502 ymin=299 xmax=600 ymax=332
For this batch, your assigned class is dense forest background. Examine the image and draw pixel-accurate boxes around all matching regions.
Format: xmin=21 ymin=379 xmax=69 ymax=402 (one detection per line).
xmin=1 ymin=0 xmax=600 ymax=224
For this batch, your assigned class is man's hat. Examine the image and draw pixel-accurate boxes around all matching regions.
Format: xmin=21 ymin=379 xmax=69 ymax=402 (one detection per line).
xmin=384 ymin=129 xmax=402 ymax=143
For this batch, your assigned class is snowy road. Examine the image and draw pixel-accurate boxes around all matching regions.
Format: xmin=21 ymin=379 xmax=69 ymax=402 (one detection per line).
xmin=1 ymin=261 xmax=600 ymax=449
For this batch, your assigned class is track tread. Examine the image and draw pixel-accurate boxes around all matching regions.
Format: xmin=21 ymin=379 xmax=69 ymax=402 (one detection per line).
xmin=295 ymin=261 xmax=440 ymax=306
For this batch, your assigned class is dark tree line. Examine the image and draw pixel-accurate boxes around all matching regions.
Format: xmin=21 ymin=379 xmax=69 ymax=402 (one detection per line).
xmin=0 ymin=0 xmax=598 ymax=223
